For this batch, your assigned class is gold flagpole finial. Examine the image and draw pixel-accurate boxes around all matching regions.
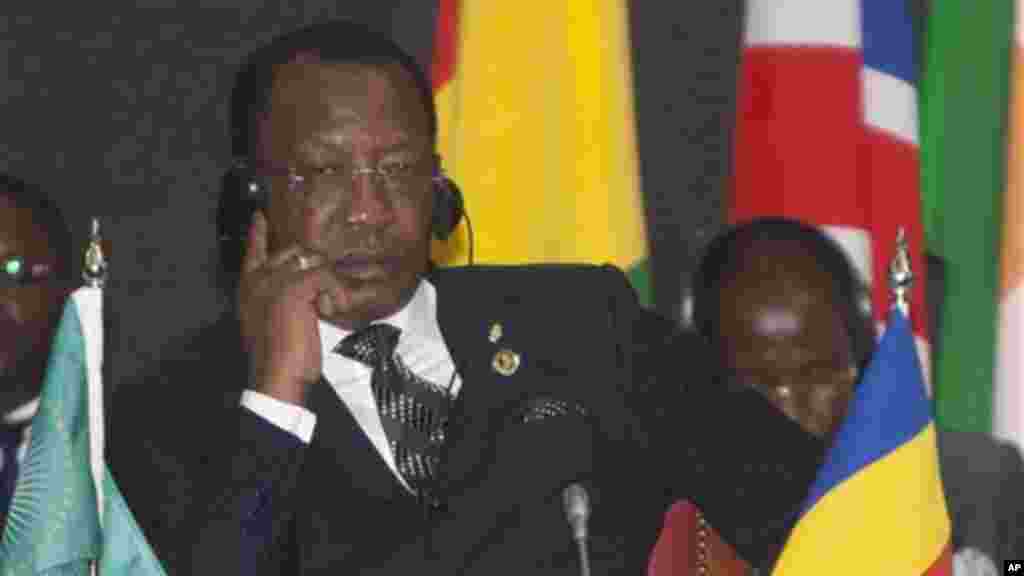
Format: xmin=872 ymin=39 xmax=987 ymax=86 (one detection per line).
xmin=888 ymin=227 xmax=913 ymax=316
xmin=83 ymin=217 xmax=107 ymax=288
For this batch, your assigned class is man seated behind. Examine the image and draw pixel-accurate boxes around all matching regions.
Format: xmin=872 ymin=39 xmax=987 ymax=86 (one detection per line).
xmin=0 ymin=173 xmax=73 ymax=528
xmin=651 ymin=217 xmax=1024 ymax=573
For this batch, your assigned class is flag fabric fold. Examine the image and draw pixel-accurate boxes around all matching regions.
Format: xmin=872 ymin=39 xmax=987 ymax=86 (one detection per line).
xmin=772 ymin=309 xmax=952 ymax=575
xmin=0 ymin=287 xmax=165 ymax=575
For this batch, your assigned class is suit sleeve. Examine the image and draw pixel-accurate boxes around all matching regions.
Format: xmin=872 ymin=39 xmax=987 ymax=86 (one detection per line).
xmin=110 ymin=320 xmax=312 ymax=575
xmin=598 ymin=265 xmax=825 ymax=566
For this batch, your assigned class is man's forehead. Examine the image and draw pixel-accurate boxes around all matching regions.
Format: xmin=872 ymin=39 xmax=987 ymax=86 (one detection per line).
xmin=265 ymin=61 xmax=429 ymax=154
xmin=0 ymin=195 xmax=52 ymax=258
xmin=270 ymin=62 xmax=422 ymax=117
xmin=722 ymin=248 xmax=844 ymax=330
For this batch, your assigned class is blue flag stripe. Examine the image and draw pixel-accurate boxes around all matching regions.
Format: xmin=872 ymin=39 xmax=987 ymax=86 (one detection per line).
xmin=862 ymin=0 xmax=917 ymax=85
xmin=800 ymin=310 xmax=932 ymax=511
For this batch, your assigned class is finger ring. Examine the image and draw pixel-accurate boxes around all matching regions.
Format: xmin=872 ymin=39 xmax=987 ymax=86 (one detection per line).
xmin=296 ymin=255 xmax=311 ymax=271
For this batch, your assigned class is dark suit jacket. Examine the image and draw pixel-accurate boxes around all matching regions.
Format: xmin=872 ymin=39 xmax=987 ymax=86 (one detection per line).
xmin=110 ymin=264 xmax=823 ymax=575
xmin=938 ymin=428 xmax=1024 ymax=563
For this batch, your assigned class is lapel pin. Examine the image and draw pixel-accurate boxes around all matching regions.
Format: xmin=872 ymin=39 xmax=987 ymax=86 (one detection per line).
xmin=488 ymin=322 xmax=503 ymax=343
xmin=492 ymin=349 xmax=520 ymax=376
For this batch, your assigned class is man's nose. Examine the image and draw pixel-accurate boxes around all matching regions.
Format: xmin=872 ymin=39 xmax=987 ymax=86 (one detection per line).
xmin=345 ymin=170 xmax=394 ymax=227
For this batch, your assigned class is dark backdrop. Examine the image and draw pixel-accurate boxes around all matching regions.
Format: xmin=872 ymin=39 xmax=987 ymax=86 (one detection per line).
xmin=1 ymin=2 xmax=926 ymax=418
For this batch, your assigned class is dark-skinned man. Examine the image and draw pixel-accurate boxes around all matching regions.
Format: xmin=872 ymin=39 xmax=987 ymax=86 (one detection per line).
xmin=110 ymin=22 xmax=825 ymax=575
xmin=672 ymin=217 xmax=1024 ymax=574
xmin=0 ymin=173 xmax=73 ymax=527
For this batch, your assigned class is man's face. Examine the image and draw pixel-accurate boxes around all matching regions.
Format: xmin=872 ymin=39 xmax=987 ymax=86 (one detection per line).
xmin=259 ymin=61 xmax=434 ymax=329
xmin=0 ymin=194 xmax=67 ymax=409
xmin=715 ymin=241 xmax=858 ymax=439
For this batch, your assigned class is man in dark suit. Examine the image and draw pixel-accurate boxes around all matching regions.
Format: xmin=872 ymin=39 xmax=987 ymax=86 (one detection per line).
xmin=689 ymin=217 xmax=1024 ymax=570
xmin=110 ymin=21 xmax=823 ymax=575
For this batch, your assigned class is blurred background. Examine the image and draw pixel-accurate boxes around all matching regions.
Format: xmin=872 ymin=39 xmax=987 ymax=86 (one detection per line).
xmin=2 ymin=1 xmax=1016 ymax=441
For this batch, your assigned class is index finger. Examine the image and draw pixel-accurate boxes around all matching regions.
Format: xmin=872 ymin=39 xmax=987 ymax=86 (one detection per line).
xmin=243 ymin=210 xmax=268 ymax=273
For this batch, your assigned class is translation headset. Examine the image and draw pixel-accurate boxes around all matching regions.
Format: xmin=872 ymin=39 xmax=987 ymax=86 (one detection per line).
xmin=216 ymin=155 xmax=466 ymax=281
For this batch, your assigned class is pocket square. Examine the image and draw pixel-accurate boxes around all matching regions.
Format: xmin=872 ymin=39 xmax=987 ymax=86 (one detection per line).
xmin=521 ymin=397 xmax=588 ymax=424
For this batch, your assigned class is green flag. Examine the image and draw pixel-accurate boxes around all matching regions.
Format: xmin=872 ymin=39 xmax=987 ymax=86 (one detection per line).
xmin=0 ymin=288 xmax=165 ymax=575
xmin=920 ymin=1 xmax=1015 ymax=433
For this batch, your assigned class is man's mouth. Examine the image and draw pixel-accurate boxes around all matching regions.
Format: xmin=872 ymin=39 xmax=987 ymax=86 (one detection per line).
xmin=332 ymin=254 xmax=399 ymax=280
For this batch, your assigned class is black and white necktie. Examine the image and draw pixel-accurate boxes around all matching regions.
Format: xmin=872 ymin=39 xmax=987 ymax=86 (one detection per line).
xmin=334 ymin=324 xmax=450 ymax=509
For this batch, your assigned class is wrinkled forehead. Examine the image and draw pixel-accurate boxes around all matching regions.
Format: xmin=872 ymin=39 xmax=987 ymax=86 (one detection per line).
xmin=261 ymin=61 xmax=431 ymax=162
xmin=0 ymin=194 xmax=54 ymax=261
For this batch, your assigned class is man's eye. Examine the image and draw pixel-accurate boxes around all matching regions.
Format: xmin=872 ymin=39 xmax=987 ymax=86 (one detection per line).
xmin=379 ymin=160 xmax=413 ymax=178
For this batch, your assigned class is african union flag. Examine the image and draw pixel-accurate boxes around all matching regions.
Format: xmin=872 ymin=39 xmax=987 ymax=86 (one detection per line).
xmin=0 ymin=287 xmax=165 ymax=575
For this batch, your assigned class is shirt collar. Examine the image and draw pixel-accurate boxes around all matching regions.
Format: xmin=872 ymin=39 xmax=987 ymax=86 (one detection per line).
xmin=319 ymin=278 xmax=442 ymax=352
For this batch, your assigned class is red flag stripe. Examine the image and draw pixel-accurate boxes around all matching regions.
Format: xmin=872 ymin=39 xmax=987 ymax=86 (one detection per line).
xmin=731 ymin=47 xmax=868 ymax=229
xmin=431 ymin=0 xmax=458 ymax=91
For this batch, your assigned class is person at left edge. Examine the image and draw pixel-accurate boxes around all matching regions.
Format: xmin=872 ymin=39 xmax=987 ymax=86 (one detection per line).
xmin=108 ymin=20 xmax=826 ymax=576
xmin=0 ymin=173 xmax=74 ymax=529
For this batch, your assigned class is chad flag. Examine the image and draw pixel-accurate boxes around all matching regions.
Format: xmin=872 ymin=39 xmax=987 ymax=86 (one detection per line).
xmin=430 ymin=1 xmax=650 ymax=304
xmin=772 ymin=309 xmax=951 ymax=575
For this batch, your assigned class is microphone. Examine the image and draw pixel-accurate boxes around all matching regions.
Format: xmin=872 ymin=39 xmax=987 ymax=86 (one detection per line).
xmin=563 ymin=483 xmax=592 ymax=576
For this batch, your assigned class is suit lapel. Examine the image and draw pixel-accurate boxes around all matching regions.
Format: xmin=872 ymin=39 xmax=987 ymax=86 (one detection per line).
xmin=430 ymin=270 xmax=533 ymax=490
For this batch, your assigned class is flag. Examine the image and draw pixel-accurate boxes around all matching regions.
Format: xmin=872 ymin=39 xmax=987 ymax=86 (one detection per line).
xmin=772 ymin=308 xmax=952 ymax=575
xmin=731 ymin=0 xmax=931 ymax=382
xmin=995 ymin=0 xmax=1024 ymax=448
xmin=430 ymin=0 xmax=651 ymax=304
xmin=921 ymin=1 xmax=1014 ymax=434
xmin=0 ymin=287 xmax=166 ymax=575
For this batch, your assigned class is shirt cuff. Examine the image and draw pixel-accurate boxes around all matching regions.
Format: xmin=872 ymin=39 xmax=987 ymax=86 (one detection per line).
xmin=240 ymin=390 xmax=317 ymax=444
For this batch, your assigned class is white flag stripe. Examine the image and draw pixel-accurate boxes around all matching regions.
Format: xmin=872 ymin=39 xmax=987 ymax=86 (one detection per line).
xmin=1018 ymin=0 xmax=1024 ymax=46
xmin=744 ymin=0 xmax=860 ymax=47
xmin=72 ymin=287 xmax=105 ymax=527
xmin=821 ymin=225 xmax=873 ymax=288
xmin=863 ymin=67 xmax=919 ymax=145
xmin=996 ymin=286 xmax=1024 ymax=445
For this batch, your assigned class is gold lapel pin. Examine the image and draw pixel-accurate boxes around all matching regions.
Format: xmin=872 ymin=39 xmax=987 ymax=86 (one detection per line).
xmin=492 ymin=349 xmax=521 ymax=376
xmin=489 ymin=322 xmax=503 ymax=343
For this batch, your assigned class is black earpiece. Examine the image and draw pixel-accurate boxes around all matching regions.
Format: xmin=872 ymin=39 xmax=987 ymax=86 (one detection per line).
xmin=216 ymin=160 xmax=268 ymax=284
xmin=430 ymin=160 xmax=464 ymax=241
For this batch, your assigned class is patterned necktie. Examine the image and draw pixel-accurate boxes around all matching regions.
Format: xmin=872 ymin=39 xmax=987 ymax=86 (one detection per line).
xmin=334 ymin=324 xmax=450 ymax=510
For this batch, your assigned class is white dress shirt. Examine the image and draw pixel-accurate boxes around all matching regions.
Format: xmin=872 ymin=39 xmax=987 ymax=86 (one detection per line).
xmin=241 ymin=279 xmax=460 ymax=485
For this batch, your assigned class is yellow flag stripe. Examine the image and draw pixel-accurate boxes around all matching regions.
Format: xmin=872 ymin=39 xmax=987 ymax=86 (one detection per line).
xmin=773 ymin=425 xmax=951 ymax=575
xmin=432 ymin=1 xmax=646 ymax=270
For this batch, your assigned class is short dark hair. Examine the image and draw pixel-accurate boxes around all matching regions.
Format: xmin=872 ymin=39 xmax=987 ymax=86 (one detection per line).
xmin=230 ymin=20 xmax=437 ymax=160
xmin=0 ymin=172 xmax=73 ymax=282
xmin=692 ymin=217 xmax=876 ymax=375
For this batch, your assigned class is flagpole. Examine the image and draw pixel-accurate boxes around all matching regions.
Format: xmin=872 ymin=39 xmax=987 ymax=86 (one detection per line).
xmin=889 ymin=227 xmax=914 ymax=316
xmin=83 ymin=218 xmax=107 ymax=531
